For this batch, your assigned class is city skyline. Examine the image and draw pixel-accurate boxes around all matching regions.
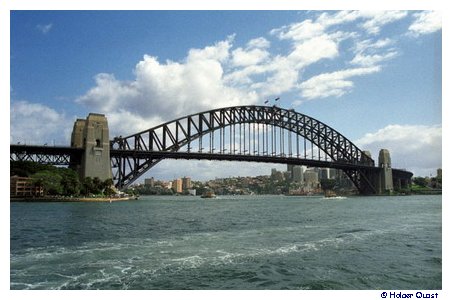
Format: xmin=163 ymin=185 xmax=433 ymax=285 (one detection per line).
xmin=9 ymin=9 xmax=442 ymax=179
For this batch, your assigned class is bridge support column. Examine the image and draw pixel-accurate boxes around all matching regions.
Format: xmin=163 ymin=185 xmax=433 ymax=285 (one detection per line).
xmin=377 ymin=149 xmax=393 ymax=194
xmin=71 ymin=113 xmax=112 ymax=181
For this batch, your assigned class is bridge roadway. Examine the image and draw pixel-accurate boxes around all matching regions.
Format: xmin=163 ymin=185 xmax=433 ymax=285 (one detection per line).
xmin=10 ymin=143 xmax=411 ymax=179
xmin=109 ymin=148 xmax=381 ymax=172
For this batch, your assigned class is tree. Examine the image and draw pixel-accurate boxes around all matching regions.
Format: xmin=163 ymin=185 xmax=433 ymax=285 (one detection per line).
xmin=81 ymin=177 xmax=94 ymax=196
xmin=92 ymin=177 xmax=103 ymax=194
xmin=31 ymin=170 xmax=63 ymax=195
xmin=413 ymin=177 xmax=428 ymax=187
xmin=59 ymin=168 xmax=81 ymax=196
xmin=320 ymin=179 xmax=337 ymax=192
xmin=103 ymin=178 xmax=116 ymax=196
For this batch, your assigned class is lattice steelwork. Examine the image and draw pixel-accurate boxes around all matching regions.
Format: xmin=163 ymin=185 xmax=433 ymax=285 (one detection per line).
xmin=110 ymin=105 xmax=377 ymax=193
xmin=10 ymin=145 xmax=83 ymax=166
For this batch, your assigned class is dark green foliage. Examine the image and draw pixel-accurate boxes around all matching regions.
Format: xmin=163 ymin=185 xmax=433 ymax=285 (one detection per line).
xmin=320 ymin=178 xmax=337 ymax=191
xmin=31 ymin=170 xmax=63 ymax=195
xmin=11 ymin=161 xmax=82 ymax=196
xmin=413 ymin=177 xmax=428 ymax=187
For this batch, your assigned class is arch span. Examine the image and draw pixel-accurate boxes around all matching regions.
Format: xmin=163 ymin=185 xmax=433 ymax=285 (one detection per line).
xmin=110 ymin=105 xmax=378 ymax=193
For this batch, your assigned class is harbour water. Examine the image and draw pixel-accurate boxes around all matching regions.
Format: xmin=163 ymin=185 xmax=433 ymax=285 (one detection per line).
xmin=10 ymin=194 xmax=441 ymax=290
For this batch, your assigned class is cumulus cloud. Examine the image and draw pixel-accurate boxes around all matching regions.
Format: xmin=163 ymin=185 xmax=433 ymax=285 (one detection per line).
xmin=10 ymin=101 xmax=72 ymax=145
xmin=356 ymin=124 xmax=442 ymax=176
xmin=75 ymin=10 xmax=435 ymax=135
xmin=408 ymin=11 xmax=442 ymax=36
xmin=231 ymin=47 xmax=270 ymax=67
xmin=77 ymin=38 xmax=260 ymax=136
xmin=268 ymin=11 xmax=409 ymax=101
xmin=299 ymin=66 xmax=381 ymax=100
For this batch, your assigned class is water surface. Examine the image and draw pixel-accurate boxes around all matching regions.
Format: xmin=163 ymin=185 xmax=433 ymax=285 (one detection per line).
xmin=10 ymin=195 xmax=442 ymax=289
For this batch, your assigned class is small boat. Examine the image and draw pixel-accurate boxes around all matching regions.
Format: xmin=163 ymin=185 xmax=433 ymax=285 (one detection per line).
xmin=324 ymin=190 xmax=337 ymax=198
xmin=201 ymin=191 xmax=217 ymax=198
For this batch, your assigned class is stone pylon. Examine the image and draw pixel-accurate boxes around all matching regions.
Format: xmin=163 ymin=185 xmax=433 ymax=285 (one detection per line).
xmin=378 ymin=149 xmax=393 ymax=194
xmin=71 ymin=113 xmax=112 ymax=181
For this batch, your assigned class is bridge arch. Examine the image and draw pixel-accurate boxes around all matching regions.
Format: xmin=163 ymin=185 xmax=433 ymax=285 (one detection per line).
xmin=110 ymin=105 xmax=377 ymax=193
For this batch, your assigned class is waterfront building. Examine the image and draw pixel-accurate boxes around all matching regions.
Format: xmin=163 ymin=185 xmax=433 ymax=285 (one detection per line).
xmin=329 ymin=168 xmax=338 ymax=179
xmin=304 ymin=169 xmax=319 ymax=190
xmin=283 ymin=171 xmax=292 ymax=181
xmin=163 ymin=181 xmax=172 ymax=190
xmin=182 ymin=176 xmax=192 ymax=190
xmin=319 ymin=168 xmax=329 ymax=180
xmin=172 ymin=178 xmax=183 ymax=193
xmin=271 ymin=169 xmax=284 ymax=182
xmin=10 ymin=176 xmax=43 ymax=197
xmin=287 ymin=164 xmax=294 ymax=180
xmin=292 ymin=166 xmax=303 ymax=183
xmin=144 ymin=177 xmax=155 ymax=187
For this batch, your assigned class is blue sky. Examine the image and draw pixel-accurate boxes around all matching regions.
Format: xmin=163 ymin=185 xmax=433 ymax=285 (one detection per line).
xmin=9 ymin=10 xmax=442 ymax=180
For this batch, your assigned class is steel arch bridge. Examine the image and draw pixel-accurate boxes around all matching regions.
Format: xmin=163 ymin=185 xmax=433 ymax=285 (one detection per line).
xmin=109 ymin=105 xmax=383 ymax=193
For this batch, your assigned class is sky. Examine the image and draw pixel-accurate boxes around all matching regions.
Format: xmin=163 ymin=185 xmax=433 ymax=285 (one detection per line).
xmin=9 ymin=9 xmax=442 ymax=181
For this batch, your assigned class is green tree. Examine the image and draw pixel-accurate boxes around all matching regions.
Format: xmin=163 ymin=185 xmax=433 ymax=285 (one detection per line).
xmin=31 ymin=170 xmax=63 ymax=195
xmin=103 ymin=178 xmax=115 ymax=196
xmin=81 ymin=177 xmax=94 ymax=195
xmin=320 ymin=179 xmax=337 ymax=192
xmin=413 ymin=177 xmax=428 ymax=187
xmin=59 ymin=168 xmax=81 ymax=196
xmin=92 ymin=177 xmax=103 ymax=194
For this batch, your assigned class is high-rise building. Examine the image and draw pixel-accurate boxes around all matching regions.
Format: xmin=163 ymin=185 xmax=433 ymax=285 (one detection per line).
xmin=287 ymin=164 xmax=294 ymax=180
xmin=292 ymin=166 xmax=303 ymax=183
xmin=304 ymin=169 xmax=319 ymax=190
xmin=283 ymin=171 xmax=292 ymax=181
xmin=172 ymin=178 xmax=183 ymax=193
xmin=271 ymin=168 xmax=278 ymax=176
xmin=144 ymin=177 xmax=155 ymax=187
xmin=271 ymin=169 xmax=284 ymax=182
xmin=329 ymin=168 xmax=338 ymax=179
xmin=437 ymin=168 xmax=442 ymax=179
xmin=182 ymin=176 xmax=192 ymax=190
xmin=319 ymin=168 xmax=329 ymax=180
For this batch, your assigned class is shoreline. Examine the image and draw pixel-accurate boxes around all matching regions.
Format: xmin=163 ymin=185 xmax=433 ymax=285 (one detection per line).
xmin=10 ymin=196 xmax=138 ymax=202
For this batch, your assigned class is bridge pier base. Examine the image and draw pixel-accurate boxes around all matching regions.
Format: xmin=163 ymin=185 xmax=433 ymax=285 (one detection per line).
xmin=70 ymin=113 xmax=112 ymax=182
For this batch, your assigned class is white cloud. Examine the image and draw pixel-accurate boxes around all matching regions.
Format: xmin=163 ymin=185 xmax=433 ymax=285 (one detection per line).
xmin=77 ymin=39 xmax=260 ymax=136
xmin=36 ymin=23 xmax=53 ymax=34
xmin=272 ymin=19 xmax=325 ymax=41
xmin=359 ymin=11 xmax=408 ymax=35
xmin=356 ymin=124 xmax=442 ymax=177
xmin=408 ymin=11 xmax=442 ymax=36
xmin=299 ymin=66 xmax=381 ymax=100
xmin=350 ymin=51 xmax=398 ymax=67
xmin=350 ymin=37 xmax=398 ymax=67
xmin=246 ymin=37 xmax=270 ymax=49
xmin=287 ymin=34 xmax=339 ymax=68
xmin=75 ymin=10 xmax=424 ymax=135
xmin=231 ymin=47 xmax=269 ymax=67
xmin=353 ymin=38 xmax=394 ymax=54
xmin=10 ymin=101 xmax=71 ymax=145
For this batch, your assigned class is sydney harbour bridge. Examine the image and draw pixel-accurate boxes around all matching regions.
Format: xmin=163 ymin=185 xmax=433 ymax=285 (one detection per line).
xmin=10 ymin=105 xmax=413 ymax=195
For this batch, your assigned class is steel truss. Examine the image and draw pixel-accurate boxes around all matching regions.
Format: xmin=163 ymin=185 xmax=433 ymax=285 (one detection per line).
xmin=10 ymin=145 xmax=83 ymax=166
xmin=110 ymin=105 xmax=378 ymax=193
